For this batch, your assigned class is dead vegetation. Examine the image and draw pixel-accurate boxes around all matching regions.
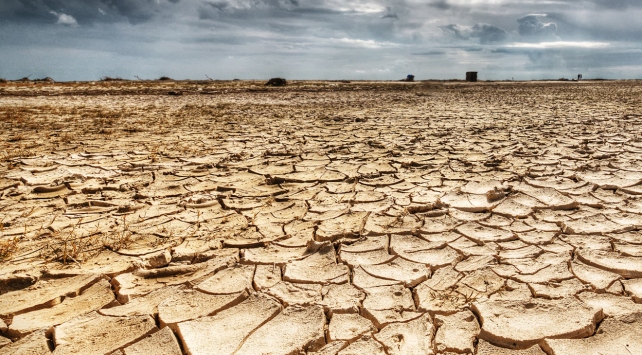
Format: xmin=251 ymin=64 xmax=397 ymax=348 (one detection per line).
xmin=0 ymin=237 xmax=19 ymax=261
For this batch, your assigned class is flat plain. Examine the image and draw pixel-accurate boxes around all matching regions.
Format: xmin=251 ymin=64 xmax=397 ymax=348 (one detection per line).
xmin=1 ymin=79 xmax=642 ymax=354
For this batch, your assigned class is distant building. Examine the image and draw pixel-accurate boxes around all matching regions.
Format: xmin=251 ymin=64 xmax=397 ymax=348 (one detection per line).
xmin=466 ymin=72 xmax=478 ymax=82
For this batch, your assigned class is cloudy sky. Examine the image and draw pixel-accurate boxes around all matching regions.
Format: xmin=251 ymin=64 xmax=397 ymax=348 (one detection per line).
xmin=1 ymin=0 xmax=641 ymax=81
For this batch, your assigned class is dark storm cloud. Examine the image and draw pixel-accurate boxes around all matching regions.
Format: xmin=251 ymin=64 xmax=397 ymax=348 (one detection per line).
xmin=1 ymin=0 xmax=642 ymax=80
xmin=198 ymin=0 xmax=306 ymax=19
xmin=101 ymin=0 xmax=159 ymax=24
xmin=0 ymin=0 xmax=178 ymax=25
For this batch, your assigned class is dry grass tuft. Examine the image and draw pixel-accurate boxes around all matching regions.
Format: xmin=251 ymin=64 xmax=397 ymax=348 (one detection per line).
xmin=0 ymin=237 xmax=20 ymax=261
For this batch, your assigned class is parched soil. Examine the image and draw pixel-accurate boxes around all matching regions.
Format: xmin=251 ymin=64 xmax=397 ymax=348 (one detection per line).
xmin=1 ymin=80 xmax=642 ymax=354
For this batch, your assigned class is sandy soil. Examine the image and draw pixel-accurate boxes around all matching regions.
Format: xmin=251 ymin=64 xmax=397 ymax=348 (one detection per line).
xmin=1 ymin=80 xmax=642 ymax=354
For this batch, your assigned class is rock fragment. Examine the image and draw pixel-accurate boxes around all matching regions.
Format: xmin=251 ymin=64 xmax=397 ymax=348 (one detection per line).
xmin=138 ymin=250 xmax=171 ymax=269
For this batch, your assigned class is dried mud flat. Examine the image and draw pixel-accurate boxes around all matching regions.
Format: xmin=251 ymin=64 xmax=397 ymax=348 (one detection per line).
xmin=1 ymin=80 xmax=642 ymax=354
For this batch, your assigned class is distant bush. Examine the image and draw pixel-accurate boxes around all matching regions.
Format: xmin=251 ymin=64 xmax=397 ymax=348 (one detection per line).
xmin=266 ymin=78 xmax=287 ymax=86
xmin=101 ymin=76 xmax=125 ymax=81
xmin=158 ymin=76 xmax=173 ymax=81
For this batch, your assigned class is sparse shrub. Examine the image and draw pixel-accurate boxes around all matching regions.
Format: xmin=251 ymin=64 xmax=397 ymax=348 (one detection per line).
xmin=0 ymin=237 xmax=19 ymax=261
xmin=266 ymin=78 xmax=287 ymax=86
xmin=101 ymin=76 xmax=124 ymax=82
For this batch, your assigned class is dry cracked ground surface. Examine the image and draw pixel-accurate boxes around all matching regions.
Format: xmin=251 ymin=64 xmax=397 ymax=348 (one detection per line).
xmin=1 ymin=79 xmax=642 ymax=355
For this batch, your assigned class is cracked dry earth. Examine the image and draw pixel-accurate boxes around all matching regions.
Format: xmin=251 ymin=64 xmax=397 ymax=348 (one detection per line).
xmin=2 ymin=80 xmax=642 ymax=355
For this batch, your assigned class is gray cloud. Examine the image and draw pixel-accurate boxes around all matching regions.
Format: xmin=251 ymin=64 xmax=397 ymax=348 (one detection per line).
xmin=590 ymin=0 xmax=642 ymax=9
xmin=440 ymin=24 xmax=469 ymax=41
xmin=471 ymin=23 xmax=509 ymax=44
xmin=440 ymin=23 xmax=509 ymax=44
xmin=1 ymin=0 xmax=641 ymax=80
xmin=101 ymin=0 xmax=158 ymax=24
xmin=517 ymin=14 xmax=558 ymax=40
xmin=382 ymin=7 xmax=397 ymax=19
xmin=0 ymin=0 xmax=178 ymax=25
xmin=412 ymin=50 xmax=445 ymax=56
xmin=429 ymin=0 xmax=451 ymax=10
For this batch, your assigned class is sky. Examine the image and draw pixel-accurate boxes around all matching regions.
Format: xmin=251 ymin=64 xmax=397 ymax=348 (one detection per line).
xmin=1 ymin=0 xmax=641 ymax=81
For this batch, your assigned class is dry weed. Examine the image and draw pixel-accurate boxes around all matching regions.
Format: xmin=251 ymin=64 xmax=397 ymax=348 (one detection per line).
xmin=102 ymin=216 xmax=135 ymax=252
xmin=0 ymin=237 xmax=20 ymax=261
